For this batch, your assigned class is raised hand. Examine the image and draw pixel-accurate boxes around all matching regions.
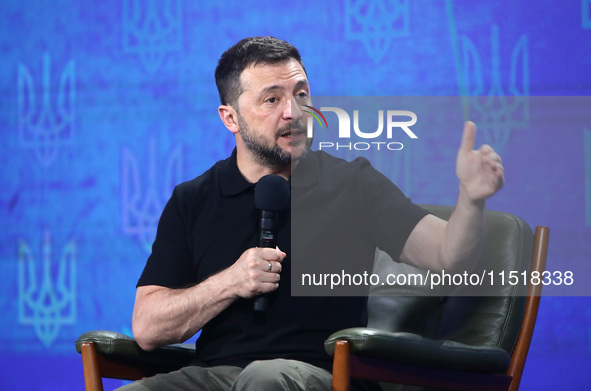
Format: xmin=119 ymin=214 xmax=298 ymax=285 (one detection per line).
xmin=456 ymin=121 xmax=505 ymax=202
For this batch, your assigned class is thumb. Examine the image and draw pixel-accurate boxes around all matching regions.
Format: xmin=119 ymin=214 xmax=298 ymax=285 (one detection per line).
xmin=459 ymin=121 xmax=476 ymax=153
xmin=276 ymin=246 xmax=287 ymax=260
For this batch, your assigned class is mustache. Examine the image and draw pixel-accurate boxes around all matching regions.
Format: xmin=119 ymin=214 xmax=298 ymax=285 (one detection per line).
xmin=276 ymin=120 xmax=307 ymax=137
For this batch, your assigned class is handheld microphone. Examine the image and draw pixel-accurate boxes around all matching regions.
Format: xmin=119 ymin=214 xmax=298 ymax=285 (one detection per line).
xmin=253 ymin=174 xmax=290 ymax=311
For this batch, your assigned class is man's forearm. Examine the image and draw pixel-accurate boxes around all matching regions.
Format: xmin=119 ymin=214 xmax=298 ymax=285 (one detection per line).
xmin=439 ymin=120 xmax=504 ymax=271
xmin=400 ymin=122 xmax=502 ymax=272
xmin=439 ymin=188 xmax=486 ymax=271
xmin=132 ymin=271 xmax=237 ymax=351
xmin=132 ymin=246 xmax=285 ymax=351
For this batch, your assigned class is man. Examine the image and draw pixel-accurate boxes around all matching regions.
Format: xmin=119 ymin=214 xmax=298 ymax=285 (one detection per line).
xmin=124 ymin=36 xmax=504 ymax=390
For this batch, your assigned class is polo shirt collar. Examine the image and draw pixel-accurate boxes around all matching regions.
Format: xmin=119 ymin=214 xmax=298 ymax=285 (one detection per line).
xmin=219 ymin=148 xmax=320 ymax=195
xmin=219 ymin=148 xmax=255 ymax=196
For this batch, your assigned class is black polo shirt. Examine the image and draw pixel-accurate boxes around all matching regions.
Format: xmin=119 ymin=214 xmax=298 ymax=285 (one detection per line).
xmin=138 ymin=149 xmax=428 ymax=370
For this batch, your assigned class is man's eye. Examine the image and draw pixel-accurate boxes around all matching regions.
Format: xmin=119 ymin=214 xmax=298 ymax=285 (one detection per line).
xmin=266 ymin=97 xmax=278 ymax=104
xmin=296 ymin=92 xmax=309 ymax=100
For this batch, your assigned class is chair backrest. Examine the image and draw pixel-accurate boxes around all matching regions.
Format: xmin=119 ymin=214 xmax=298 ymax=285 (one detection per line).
xmin=368 ymin=205 xmax=533 ymax=354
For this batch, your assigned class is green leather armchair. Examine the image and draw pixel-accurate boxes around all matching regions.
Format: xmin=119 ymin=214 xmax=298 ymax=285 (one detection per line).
xmin=325 ymin=205 xmax=549 ymax=391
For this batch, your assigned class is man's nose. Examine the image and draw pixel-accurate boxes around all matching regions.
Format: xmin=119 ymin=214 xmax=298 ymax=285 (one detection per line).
xmin=284 ymin=96 xmax=303 ymax=121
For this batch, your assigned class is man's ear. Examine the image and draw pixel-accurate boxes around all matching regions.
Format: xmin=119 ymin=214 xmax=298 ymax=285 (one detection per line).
xmin=218 ymin=104 xmax=240 ymax=134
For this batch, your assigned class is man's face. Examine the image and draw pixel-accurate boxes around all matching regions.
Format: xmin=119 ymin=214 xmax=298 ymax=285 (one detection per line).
xmin=234 ymin=58 xmax=311 ymax=169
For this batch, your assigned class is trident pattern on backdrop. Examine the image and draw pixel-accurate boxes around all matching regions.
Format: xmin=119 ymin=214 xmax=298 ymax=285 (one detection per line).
xmin=458 ymin=25 xmax=530 ymax=153
xmin=345 ymin=0 xmax=410 ymax=63
xmin=121 ymin=138 xmax=183 ymax=253
xmin=123 ymin=0 xmax=183 ymax=74
xmin=17 ymin=53 xmax=76 ymax=168
xmin=18 ymin=230 xmax=77 ymax=348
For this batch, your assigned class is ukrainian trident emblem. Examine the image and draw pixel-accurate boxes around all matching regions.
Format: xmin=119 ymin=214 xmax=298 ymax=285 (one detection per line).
xmin=459 ymin=25 xmax=530 ymax=153
xmin=18 ymin=230 xmax=77 ymax=348
xmin=17 ymin=53 xmax=76 ymax=168
xmin=121 ymin=138 xmax=183 ymax=253
xmin=123 ymin=0 xmax=183 ymax=73
xmin=345 ymin=0 xmax=411 ymax=63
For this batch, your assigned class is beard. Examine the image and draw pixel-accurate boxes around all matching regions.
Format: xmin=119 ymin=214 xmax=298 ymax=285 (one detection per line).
xmin=237 ymin=112 xmax=311 ymax=169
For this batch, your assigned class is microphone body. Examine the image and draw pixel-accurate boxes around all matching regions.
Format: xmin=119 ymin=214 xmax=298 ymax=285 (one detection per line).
xmin=253 ymin=210 xmax=278 ymax=311
xmin=259 ymin=210 xmax=279 ymax=249
xmin=253 ymin=175 xmax=290 ymax=311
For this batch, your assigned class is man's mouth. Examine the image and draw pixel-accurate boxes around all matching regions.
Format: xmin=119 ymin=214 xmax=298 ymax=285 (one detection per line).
xmin=280 ymin=129 xmax=305 ymax=139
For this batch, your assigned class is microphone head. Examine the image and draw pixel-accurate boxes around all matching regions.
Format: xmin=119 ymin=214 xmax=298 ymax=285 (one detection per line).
xmin=255 ymin=175 xmax=290 ymax=211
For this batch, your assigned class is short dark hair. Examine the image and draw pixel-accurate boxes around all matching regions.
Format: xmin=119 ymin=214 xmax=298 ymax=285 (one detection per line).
xmin=215 ymin=36 xmax=306 ymax=106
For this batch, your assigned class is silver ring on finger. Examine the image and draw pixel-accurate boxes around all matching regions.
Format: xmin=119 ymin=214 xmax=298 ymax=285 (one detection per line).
xmin=267 ymin=261 xmax=272 ymax=272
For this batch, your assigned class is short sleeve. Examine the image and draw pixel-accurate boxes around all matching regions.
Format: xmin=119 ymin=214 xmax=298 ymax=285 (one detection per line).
xmin=358 ymin=159 xmax=430 ymax=261
xmin=137 ymin=187 xmax=195 ymax=288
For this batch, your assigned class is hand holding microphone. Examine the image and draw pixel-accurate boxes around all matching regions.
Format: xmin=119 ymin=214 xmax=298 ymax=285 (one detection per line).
xmin=253 ymin=174 xmax=290 ymax=311
xmin=229 ymin=247 xmax=285 ymax=300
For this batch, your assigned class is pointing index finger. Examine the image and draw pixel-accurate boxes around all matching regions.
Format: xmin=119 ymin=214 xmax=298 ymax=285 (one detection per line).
xmin=460 ymin=121 xmax=476 ymax=153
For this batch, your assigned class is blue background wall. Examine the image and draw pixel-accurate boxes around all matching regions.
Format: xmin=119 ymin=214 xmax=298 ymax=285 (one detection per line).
xmin=1 ymin=0 xmax=590 ymax=389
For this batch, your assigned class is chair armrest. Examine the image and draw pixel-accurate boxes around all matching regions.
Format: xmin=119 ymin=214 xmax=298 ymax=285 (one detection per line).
xmin=76 ymin=330 xmax=196 ymax=368
xmin=325 ymin=328 xmax=510 ymax=373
